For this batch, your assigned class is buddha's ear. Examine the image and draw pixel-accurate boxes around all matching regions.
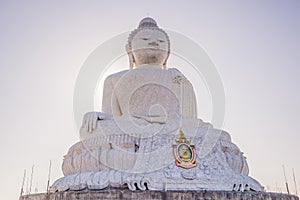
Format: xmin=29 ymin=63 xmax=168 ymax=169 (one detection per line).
xmin=129 ymin=52 xmax=135 ymax=69
xmin=126 ymin=42 xmax=135 ymax=69
xmin=162 ymin=55 xmax=168 ymax=69
xmin=163 ymin=61 xmax=167 ymax=69
xmin=162 ymin=51 xmax=170 ymax=69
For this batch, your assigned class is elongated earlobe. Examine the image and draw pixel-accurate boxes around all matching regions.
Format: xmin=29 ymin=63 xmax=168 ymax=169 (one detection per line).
xmin=129 ymin=52 xmax=135 ymax=69
xmin=163 ymin=61 xmax=167 ymax=69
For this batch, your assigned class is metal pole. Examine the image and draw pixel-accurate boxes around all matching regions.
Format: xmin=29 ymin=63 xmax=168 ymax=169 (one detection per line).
xmin=292 ymin=168 xmax=298 ymax=196
xmin=29 ymin=165 xmax=34 ymax=195
xmin=20 ymin=169 xmax=26 ymax=197
xmin=283 ymin=165 xmax=290 ymax=194
xmin=46 ymin=160 xmax=52 ymax=194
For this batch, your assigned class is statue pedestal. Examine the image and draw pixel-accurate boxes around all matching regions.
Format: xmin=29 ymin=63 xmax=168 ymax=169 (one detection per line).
xmin=20 ymin=190 xmax=299 ymax=200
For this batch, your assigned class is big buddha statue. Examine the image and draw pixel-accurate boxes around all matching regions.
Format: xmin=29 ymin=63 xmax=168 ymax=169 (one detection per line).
xmin=50 ymin=17 xmax=264 ymax=192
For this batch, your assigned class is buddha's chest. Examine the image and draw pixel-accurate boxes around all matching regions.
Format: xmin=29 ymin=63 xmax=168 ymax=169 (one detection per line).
xmin=113 ymin=69 xmax=182 ymax=115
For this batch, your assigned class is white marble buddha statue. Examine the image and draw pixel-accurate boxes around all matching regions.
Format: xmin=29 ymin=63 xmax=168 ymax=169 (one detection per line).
xmin=51 ymin=17 xmax=264 ymax=192
xmin=82 ymin=17 xmax=197 ymax=133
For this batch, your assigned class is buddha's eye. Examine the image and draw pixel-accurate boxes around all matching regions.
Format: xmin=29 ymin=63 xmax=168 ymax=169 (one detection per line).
xmin=158 ymin=40 xmax=165 ymax=43
xmin=141 ymin=38 xmax=149 ymax=41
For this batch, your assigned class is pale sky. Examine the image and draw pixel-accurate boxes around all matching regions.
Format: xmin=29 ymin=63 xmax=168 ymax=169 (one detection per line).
xmin=0 ymin=1 xmax=299 ymax=199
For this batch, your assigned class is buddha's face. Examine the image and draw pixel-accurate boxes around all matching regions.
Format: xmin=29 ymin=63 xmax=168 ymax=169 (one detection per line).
xmin=131 ymin=29 xmax=169 ymax=66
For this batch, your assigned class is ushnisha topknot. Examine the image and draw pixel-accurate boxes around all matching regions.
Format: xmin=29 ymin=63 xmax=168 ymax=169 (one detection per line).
xmin=138 ymin=17 xmax=158 ymax=28
xmin=126 ymin=17 xmax=170 ymax=69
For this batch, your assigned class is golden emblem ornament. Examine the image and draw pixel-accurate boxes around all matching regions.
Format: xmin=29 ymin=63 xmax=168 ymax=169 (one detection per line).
xmin=173 ymin=129 xmax=197 ymax=169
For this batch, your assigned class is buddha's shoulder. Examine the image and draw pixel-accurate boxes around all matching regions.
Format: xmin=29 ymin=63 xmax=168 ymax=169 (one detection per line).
xmin=104 ymin=70 xmax=129 ymax=82
xmin=167 ymin=67 xmax=186 ymax=76
xmin=167 ymin=67 xmax=193 ymax=85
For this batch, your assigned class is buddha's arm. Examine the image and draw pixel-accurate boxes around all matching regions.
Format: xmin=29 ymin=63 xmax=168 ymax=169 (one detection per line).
xmin=81 ymin=75 xmax=119 ymax=132
xmin=181 ymin=79 xmax=198 ymax=118
xmin=170 ymin=68 xmax=197 ymax=118
xmin=81 ymin=75 xmax=117 ymax=132
xmin=102 ymin=75 xmax=122 ymax=116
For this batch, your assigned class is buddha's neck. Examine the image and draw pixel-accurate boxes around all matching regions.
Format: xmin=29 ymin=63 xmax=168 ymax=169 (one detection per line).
xmin=135 ymin=63 xmax=164 ymax=69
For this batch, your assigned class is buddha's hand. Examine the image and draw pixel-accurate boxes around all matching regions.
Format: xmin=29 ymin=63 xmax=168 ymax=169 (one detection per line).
xmin=82 ymin=112 xmax=111 ymax=132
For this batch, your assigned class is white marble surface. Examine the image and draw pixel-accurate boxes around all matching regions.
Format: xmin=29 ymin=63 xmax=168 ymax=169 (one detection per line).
xmin=51 ymin=128 xmax=262 ymax=192
xmin=50 ymin=17 xmax=264 ymax=193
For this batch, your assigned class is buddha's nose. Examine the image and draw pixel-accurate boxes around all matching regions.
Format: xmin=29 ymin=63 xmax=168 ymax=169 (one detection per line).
xmin=148 ymin=41 xmax=159 ymax=47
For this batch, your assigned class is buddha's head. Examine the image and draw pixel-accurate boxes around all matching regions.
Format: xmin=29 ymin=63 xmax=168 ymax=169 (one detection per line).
xmin=126 ymin=17 xmax=170 ymax=69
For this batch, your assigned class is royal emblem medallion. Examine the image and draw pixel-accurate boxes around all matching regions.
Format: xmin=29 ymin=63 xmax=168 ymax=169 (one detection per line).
xmin=173 ymin=129 xmax=197 ymax=169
